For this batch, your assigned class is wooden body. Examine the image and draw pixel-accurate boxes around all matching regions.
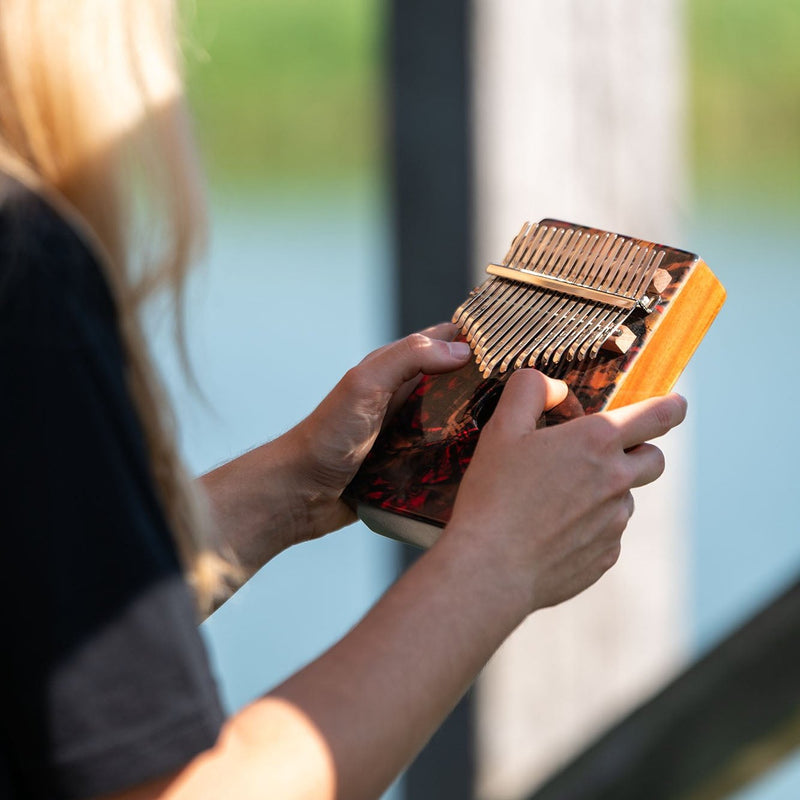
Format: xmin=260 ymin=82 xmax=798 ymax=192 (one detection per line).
xmin=344 ymin=220 xmax=726 ymax=546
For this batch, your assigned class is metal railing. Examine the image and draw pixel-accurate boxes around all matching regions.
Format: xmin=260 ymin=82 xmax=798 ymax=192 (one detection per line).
xmin=527 ymin=576 xmax=800 ymax=800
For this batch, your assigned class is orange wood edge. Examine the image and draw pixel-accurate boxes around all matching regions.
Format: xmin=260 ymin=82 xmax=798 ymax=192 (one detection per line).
xmin=607 ymin=260 xmax=726 ymax=409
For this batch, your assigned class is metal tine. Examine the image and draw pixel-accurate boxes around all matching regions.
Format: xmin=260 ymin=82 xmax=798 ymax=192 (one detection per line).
xmin=541 ymin=297 xmax=602 ymax=365
xmin=468 ymin=265 xmax=533 ymax=339
xmin=514 ymin=222 xmax=546 ymax=265
xmin=455 ymin=279 xmax=504 ymax=333
xmin=497 ymin=290 xmax=565 ymax=372
xmin=529 ymin=302 xmax=588 ymax=368
xmin=579 ymin=234 xmax=619 ymax=291
xmin=594 ymin=237 xmax=628 ymax=290
xmin=581 ymin=309 xmax=627 ymax=362
xmin=514 ymin=224 xmax=555 ymax=269
xmin=473 ymin=283 xmax=531 ymax=358
xmin=502 ymin=292 xmax=567 ymax=372
xmin=548 ymin=228 xmax=584 ymax=278
xmin=551 ymin=304 xmax=609 ymax=365
xmin=460 ymin=285 xmax=505 ymax=342
xmin=621 ymin=247 xmax=656 ymax=297
xmin=515 ymin=294 xmax=580 ymax=369
xmin=618 ymin=246 xmax=652 ymax=297
xmin=519 ymin=226 xmax=567 ymax=274
xmin=481 ymin=229 xmax=577 ymax=369
xmin=452 ymin=277 xmax=496 ymax=326
xmin=588 ymin=308 xmax=633 ymax=359
xmin=457 ymin=221 xmax=540 ymax=333
xmin=481 ymin=289 xmax=557 ymax=374
xmin=503 ymin=222 xmax=533 ymax=265
xmin=484 ymin=229 xmax=565 ymax=334
xmin=578 ymin=238 xmax=624 ymax=311
xmin=605 ymin=242 xmax=640 ymax=295
xmin=630 ymin=249 xmax=666 ymax=298
xmin=482 ymin=227 xmax=576 ymax=353
xmin=537 ymin=301 xmax=589 ymax=366
xmin=456 ymin=276 xmax=502 ymax=319
xmin=547 ymin=299 xmax=599 ymax=364
xmin=473 ymin=226 xmax=559 ymax=348
xmin=575 ymin=306 xmax=619 ymax=361
xmin=570 ymin=233 xmax=607 ymax=286
xmin=551 ymin=300 xmax=610 ymax=363
xmin=504 ymin=225 xmax=538 ymax=276
xmin=536 ymin=228 xmax=576 ymax=277
xmin=466 ymin=279 xmax=523 ymax=345
xmin=553 ymin=231 xmax=595 ymax=287
xmin=503 ymin=295 xmax=571 ymax=372
xmin=474 ymin=282 xmax=540 ymax=359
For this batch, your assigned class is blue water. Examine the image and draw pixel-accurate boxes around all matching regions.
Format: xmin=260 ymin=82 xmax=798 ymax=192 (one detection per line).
xmin=688 ymin=207 xmax=800 ymax=650
xmin=688 ymin=206 xmax=800 ymax=800
xmin=153 ymin=188 xmax=800 ymax=799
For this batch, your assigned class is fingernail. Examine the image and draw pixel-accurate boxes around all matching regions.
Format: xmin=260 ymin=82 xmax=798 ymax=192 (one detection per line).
xmin=448 ymin=341 xmax=472 ymax=359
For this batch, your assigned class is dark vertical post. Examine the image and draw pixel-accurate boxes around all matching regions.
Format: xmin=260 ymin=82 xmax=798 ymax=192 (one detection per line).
xmin=389 ymin=0 xmax=474 ymax=336
xmin=388 ymin=1 xmax=475 ymax=798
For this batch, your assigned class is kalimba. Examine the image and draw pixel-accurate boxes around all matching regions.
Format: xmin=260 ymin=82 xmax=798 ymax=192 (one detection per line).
xmin=344 ymin=218 xmax=726 ymax=547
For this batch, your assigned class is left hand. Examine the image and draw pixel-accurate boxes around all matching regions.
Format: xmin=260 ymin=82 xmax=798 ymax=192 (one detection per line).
xmin=201 ymin=324 xmax=473 ymax=577
xmin=287 ymin=322 xmax=474 ymax=538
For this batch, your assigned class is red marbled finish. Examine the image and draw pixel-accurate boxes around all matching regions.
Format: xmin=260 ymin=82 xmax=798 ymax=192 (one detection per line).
xmin=344 ymin=220 xmax=698 ymax=531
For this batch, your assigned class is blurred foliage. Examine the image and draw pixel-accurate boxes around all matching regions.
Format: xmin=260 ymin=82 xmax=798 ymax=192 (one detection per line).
xmin=183 ymin=0 xmax=799 ymax=205
xmin=689 ymin=0 xmax=800 ymax=204
xmin=182 ymin=0 xmax=383 ymax=189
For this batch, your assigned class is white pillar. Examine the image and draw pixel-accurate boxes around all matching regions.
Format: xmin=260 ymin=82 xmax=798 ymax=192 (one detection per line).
xmin=471 ymin=2 xmax=691 ymax=797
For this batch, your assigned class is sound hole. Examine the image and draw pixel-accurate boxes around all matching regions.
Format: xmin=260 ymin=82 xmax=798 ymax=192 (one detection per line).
xmin=471 ymin=383 xmax=505 ymax=429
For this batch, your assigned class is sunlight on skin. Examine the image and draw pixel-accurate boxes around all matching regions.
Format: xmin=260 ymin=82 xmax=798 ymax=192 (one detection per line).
xmin=110 ymin=698 xmax=338 ymax=800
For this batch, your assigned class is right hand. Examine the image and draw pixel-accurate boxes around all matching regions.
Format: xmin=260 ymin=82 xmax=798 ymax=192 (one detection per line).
xmin=443 ymin=369 xmax=687 ymax=614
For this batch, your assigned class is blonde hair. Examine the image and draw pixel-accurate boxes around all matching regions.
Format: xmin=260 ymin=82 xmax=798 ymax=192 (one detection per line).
xmin=0 ymin=0 xmax=234 ymax=610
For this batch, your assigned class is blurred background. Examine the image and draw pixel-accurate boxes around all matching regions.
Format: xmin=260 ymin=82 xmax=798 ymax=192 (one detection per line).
xmin=155 ymin=0 xmax=800 ymax=797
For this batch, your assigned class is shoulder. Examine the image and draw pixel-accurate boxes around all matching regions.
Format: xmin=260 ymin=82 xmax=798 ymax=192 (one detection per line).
xmin=0 ymin=174 xmax=225 ymax=798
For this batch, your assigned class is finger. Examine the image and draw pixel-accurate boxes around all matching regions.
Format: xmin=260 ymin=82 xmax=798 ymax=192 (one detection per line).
xmin=382 ymin=324 xmax=464 ymax=417
xmin=355 ymin=332 xmax=473 ymax=395
xmin=385 ymin=374 xmax=425 ymax=422
xmin=417 ymin=321 xmax=460 ymax=342
xmin=361 ymin=323 xmax=461 ymax=366
xmin=623 ymin=490 xmax=635 ymax=520
xmin=605 ymin=393 xmax=687 ymax=450
xmin=488 ymin=369 xmax=569 ymax=435
xmin=624 ymin=442 xmax=666 ymax=487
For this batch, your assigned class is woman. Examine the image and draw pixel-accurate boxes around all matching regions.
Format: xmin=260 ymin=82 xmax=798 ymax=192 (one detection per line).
xmin=0 ymin=2 xmax=685 ymax=798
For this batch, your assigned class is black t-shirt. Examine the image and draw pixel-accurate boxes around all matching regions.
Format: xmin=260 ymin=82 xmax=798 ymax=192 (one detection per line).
xmin=0 ymin=175 xmax=225 ymax=799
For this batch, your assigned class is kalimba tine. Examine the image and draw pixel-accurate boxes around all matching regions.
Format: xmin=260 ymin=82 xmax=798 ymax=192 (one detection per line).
xmin=344 ymin=218 xmax=726 ymax=548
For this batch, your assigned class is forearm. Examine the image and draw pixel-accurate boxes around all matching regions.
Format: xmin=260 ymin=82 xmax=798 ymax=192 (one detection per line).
xmin=165 ymin=531 xmax=529 ymax=800
xmin=197 ymin=328 xmax=476 ymax=586
xmin=199 ymin=431 xmax=310 ymax=579
xmin=105 ymin=384 xmax=686 ymax=800
xmin=269 ymin=529 xmax=528 ymax=798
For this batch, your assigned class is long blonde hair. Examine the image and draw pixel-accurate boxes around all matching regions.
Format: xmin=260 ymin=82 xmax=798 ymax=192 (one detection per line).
xmin=0 ymin=0 xmax=233 ymax=610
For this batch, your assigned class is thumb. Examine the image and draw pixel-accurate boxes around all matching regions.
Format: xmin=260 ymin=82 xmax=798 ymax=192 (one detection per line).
xmin=489 ymin=369 xmax=568 ymax=435
xmin=359 ymin=332 xmax=473 ymax=395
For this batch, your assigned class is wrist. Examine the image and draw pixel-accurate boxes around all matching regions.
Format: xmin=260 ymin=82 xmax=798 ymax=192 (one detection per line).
xmin=201 ymin=433 xmax=310 ymax=573
xmin=433 ymin=523 xmax=535 ymax=633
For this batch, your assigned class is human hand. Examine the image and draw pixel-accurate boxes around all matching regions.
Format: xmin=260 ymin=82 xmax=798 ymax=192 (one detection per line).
xmin=201 ymin=325 xmax=473 ymax=580
xmin=443 ymin=369 xmax=687 ymax=614
xmin=286 ymin=323 xmax=474 ymax=540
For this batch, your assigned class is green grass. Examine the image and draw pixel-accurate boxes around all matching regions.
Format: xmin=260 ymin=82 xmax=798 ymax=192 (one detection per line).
xmin=183 ymin=0 xmax=383 ymax=188
xmin=183 ymin=0 xmax=799 ymax=205
xmin=689 ymin=0 xmax=800 ymax=204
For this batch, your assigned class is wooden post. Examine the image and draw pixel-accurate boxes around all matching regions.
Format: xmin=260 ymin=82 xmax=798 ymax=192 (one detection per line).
xmin=471 ymin=1 xmax=690 ymax=797
xmin=389 ymin=0 xmax=476 ymax=797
